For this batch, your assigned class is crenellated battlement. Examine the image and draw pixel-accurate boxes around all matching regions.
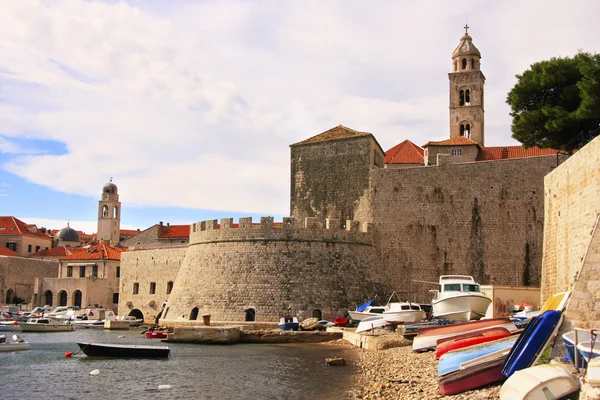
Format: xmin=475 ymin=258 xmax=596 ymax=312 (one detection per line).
xmin=189 ymin=216 xmax=373 ymax=246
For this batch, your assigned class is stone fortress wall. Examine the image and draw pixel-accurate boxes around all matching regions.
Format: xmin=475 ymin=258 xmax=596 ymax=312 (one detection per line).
xmin=542 ymin=135 xmax=600 ymax=302
xmin=160 ymin=216 xmax=385 ymax=324
xmin=0 ymin=257 xmax=57 ymax=305
xmin=370 ymin=155 xmax=558 ymax=303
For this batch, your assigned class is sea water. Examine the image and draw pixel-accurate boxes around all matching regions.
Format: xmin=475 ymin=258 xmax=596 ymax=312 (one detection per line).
xmin=0 ymin=328 xmax=358 ymax=400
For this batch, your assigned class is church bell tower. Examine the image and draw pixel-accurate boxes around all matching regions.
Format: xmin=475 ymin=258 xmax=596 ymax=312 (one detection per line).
xmin=449 ymin=25 xmax=485 ymax=145
xmin=97 ymin=179 xmax=121 ymax=245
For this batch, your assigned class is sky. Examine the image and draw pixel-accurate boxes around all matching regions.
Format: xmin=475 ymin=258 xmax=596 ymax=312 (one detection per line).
xmin=1 ymin=0 xmax=599 ymax=234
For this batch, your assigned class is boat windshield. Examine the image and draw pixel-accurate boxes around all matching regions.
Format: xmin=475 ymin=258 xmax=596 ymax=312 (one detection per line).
xmin=463 ymin=284 xmax=480 ymax=292
xmin=442 ymin=284 xmax=461 ymax=292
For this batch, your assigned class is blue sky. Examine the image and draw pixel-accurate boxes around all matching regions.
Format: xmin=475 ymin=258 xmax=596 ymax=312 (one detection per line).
xmin=1 ymin=0 xmax=599 ymax=233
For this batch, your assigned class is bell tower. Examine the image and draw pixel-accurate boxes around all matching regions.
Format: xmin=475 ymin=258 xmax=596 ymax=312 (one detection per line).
xmin=97 ymin=178 xmax=121 ymax=245
xmin=449 ymin=25 xmax=485 ymax=145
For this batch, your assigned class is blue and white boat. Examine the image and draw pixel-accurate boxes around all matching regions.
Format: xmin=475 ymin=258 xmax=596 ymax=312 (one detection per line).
xmin=438 ymin=335 xmax=518 ymax=376
xmin=562 ymin=329 xmax=600 ymax=367
xmin=278 ymin=316 xmax=299 ymax=331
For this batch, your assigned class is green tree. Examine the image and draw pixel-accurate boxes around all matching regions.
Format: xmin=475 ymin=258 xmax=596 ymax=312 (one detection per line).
xmin=507 ymin=52 xmax=600 ymax=149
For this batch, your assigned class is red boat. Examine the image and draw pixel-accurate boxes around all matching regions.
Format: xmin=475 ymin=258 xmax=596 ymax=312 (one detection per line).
xmin=439 ymin=356 xmax=507 ymax=396
xmin=435 ymin=327 xmax=515 ymax=359
xmin=145 ymin=331 xmax=171 ymax=339
xmin=334 ymin=317 xmax=348 ymax=327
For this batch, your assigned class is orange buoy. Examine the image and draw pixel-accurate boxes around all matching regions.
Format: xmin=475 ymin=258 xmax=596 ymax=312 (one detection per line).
xmin=65 ymin=352 xmax=73 ymax=358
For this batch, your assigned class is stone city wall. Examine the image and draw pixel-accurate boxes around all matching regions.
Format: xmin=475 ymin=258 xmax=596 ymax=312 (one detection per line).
xmin=0 ymin=257 xmax=57 ymax=307
xmin=119 ymin=247 xmax=186 ymax=323
xmin=370 ymin=155 xmax=556 ymax=303
xmin=162 ymin=216 xmax=384 ymax=324
xmin=542 ymin=135 xmax=600 ymax=301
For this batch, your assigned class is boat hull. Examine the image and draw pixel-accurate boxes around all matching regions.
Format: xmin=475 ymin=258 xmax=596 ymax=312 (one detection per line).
xmin=412 ymin=317 xmax=516 ymax=352
xmin=439 ymin=356 xmax=506 ymax=396
xmin=77 ymin=342 xmax=170 ymax=358
xmin=0 ymin=342 xmax=31 ymax=352
xmin=436 ymin=327 xmax=514 ymax=359
xmin=355 ymin=316 xmax=389 ymax=333
xmin=501 ymin=310 xmax=563 ymax=378
xmin=499 ymin=364 xmax=579 ymax=400
xmin=146 ymin=331 xmax=170 ymax=339
xmin=382 ymin=310 xmax=425 ymax=325
xmin=20 ymin=324 xmax=73 ymax=332
xmin=432 ymin=293 xmax=491 ymax=321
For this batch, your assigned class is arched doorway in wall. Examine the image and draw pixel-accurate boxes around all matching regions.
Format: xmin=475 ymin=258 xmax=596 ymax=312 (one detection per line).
xmin=58 ymin=290 xmax=68 ymax=306
xmin=189 ymin=307 xmax=199 ymax=320
xmin=312 ymin=309 xmax=322 ymax=320
xmin=42 ymin=290 xmax=53 ymax=307
xmin=129 ymin=309 xmax=144 ymax=321
xmin=245 ymin=308 xmax=256 ymax=321
xmin=5 ymin=289 xmax=14 ymax=304
xmin=72 ymin=290 xmax=82 ymax=308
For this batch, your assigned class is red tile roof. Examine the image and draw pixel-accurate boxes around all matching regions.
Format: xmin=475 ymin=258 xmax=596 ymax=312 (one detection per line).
xmin=292 ymin=125 xmax=372 ymax=145
xmin=29 ymin=246 xmax=75 ymax=258
xmin=477 ymin=145 xmax=558 ymax=161
xmin=120 ymin=229 xmax=139 ymax=236
xmin=0 ymin=246 xmax=20 ymax=257
xmin=384 ymin=140 xmax=424 ymax=164
xmin=159 ymin=225 xmax=190 ymax=238
xmin=60 ymin=243 xmax=126 ymax=261
xmin=0 ymin=216 xmax=51 ymax=239
xmin=422 ymin=137 xmax=480 ymax=147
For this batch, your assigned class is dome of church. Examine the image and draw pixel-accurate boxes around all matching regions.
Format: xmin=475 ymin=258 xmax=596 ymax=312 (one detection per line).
xmin=103 ymin=181 xmax=118 ymax=194
xmin=58 ymin=224 xmax=80 ymax=243
xmin=452 ymin=33 xmax=481 ymax=58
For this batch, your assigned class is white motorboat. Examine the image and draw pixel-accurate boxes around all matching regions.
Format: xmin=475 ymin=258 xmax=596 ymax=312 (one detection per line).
xmin=429 ymin=275 xmax=492 ymax=321
xmin=119 ymin=316 xmax=143 ymax=327
xmin=382 ymin=302 xmax=427 ymax=325
xmin=19 ymin=318 xmax=74 ymax=332
xmin=348 ymin=305 xmax=389 ymax=322
xmin=0 ymin=320 xmax=22 ymax=331
xmin=0 ymin=334 xmax=31 ymax=352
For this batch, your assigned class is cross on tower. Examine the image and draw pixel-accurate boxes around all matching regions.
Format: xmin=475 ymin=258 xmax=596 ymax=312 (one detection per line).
xmin=464 ymin=24 xmax=469 ymax=34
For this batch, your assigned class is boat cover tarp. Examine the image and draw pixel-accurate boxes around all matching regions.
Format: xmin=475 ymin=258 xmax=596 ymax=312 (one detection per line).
xmin=356 ymin=301 xmax=373 ymax=312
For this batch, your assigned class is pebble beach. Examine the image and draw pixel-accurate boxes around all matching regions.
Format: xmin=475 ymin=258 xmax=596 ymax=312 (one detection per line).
xmin=336 ymin=336 xmax=502 ymax=400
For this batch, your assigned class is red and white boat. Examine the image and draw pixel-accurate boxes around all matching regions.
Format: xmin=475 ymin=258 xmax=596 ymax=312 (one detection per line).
xmin=145 ymin=330 xmax=171 ymax=339
xmin=436 ymin=326 xmax=519 ymax=359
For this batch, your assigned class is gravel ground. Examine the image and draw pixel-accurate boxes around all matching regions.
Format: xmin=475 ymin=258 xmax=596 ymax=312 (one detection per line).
xmin=339 ymin=337 xmax=502 ymax=400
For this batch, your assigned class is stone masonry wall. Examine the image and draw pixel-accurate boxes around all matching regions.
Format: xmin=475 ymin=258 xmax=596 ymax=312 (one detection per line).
xmin=0 ymin=257 xmax=57 ymax=306
xmin=162 ymin=216 xmax=384 ymax=324
xmin=370 ymin=155 xmax=556 ymax=303
xmin=119 ymin=247 xmax=186 ymax=323
xmin=290 ymin=136 xmax=378 ymax=225
xmin=542 ymin=135 xmax=600 ymax=301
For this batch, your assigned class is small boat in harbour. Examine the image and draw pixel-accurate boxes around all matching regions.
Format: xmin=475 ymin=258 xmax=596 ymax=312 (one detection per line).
xmin=499 ymin=364 xmax=579 ymax=400
xmin=429 ymin=275 xmax=492 ymax=321
xmin=562 ymin=328 xmax=600 ymax=367
xmin=299 ymin=318 xmax=319 ymax=331
xmin=436 ymin=326 xmax=517 ymax=359
xmin=77 ymin=342 xmax=170 ymax=358
xmin=412 ymin=317 xmax=518 ymax=352
xmin=355 ymin=316 xmax=389 ymax=334
xmin=347 ymin=304 xmax=389 ymax=323
xmin=278 ymin=316 xmax=299 ymax=331
xmin=382 ymin=302 xmax=426 ymax=325
xmin=19 ymin=318 xmax=74 ymax=332
xmin=146 ymin=330 xmax=172 ymax=339
xmin=0 ymin=334 xmax=31 ymax=352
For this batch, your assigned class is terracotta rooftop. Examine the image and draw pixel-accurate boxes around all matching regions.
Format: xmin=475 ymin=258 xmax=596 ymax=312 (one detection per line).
xmin=0 ymin=246 xmax=20 ymax=257
xmin=29 ymin=246 xmax=75 ymax=258
xmin=159 ymin=225 xmax=191 ymax=238
xmin=60 ymin=243 xmax=126 ymax=261
xmin=477 ymin=146 xmax=557 ymax=161
xmin=292 ymin=125 xmax=373 ymax=146
xmin=0 ymin=216 xmax=51 ymax=239
xmin=422 ymin=137 xmax=480 ymax=147
xmin=384 ymin=140 xmax=424 ymax=164
xmin=120 ymin=229 xmax=139 ymax=237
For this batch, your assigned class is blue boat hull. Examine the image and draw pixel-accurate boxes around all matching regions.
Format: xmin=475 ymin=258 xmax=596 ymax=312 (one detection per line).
xmin=438 ymin=335 xmax=517 ymax=376
xmin=501 ymin=310 xmax=563 ymax=378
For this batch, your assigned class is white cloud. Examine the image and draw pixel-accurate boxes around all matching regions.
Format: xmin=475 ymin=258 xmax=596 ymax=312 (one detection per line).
xmin=1 ymin=0 xmax=599 ymax=214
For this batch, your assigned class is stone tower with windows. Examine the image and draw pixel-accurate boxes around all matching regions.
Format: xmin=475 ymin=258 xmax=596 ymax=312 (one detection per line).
xmin=97 ymin=179 xmax=121 ymax=245
xmin=449 ymin=25 xmax=485 ymax=145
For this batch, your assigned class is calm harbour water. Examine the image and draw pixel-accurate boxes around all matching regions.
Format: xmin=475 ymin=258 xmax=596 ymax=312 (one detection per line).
xmin=0 ymin=328 xmax=359 ymax=400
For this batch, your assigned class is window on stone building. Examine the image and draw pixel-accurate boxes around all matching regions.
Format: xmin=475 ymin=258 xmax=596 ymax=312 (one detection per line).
xmin=112 ymin=293 xmax=119 ymax=303
xmin=452 ymin=149 xmax=462 ymax=156
xmin=312 ymin=309 xmax=323 ymax=320
xmin=92 ymin=265 xmax=98 ymax=277
xmin=245 ymin=308 xmax=256 ymax=321
xmin=102 ymin=205 xmax=108 ymax=217
xmin=28 ymin=244 xmax=32 ymax=252
xmin=113 ymin=206 xmax=118 ymax=218
xmin=459 ymin=90 xmax=465 ymax=106
xmin=6 ymin=242 xmax=16 ymax=251
xmin=149 ymin=282 xmax=156 ymax=294
xmin=461 ymin=58 xmax=467 ymax=69
xmin=465 ymin=90 xmax=471 ymax=106
xmin=67 ymin=266 xmax=73 ymax=277
xmin=166 ymin=281 xmax=173 ymax=294
xmin=79 ymin=265 xmax=86 ymax=278
xmin=133 ymin=283 xmax=139 ymax=295
xmin=190 ymin=307 xmax=199 ymax=320
xmin=36 ymin=246 xmax=40 ymax=252
xmin=116 ymin=266 xmax=120 ymax=278
xmin=471 ymin=58 xmax=475 ymax=69
xmin=460 ymin=124 xmax=471 ymax=138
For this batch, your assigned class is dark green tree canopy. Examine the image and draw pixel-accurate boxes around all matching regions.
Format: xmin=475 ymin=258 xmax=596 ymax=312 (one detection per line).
xmin=507 ymin=52 xmax=600 ymax=149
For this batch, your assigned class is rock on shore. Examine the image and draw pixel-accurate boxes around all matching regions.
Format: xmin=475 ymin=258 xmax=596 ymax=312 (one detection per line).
xmin=347 ymin=337 xmax=501 ymax=399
